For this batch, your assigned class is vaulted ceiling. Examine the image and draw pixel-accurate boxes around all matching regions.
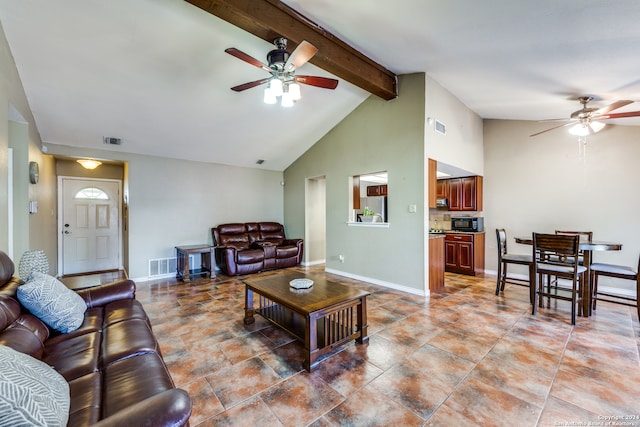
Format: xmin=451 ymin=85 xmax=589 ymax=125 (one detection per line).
xmin=2 ymin=0 xmax=640 ymax=171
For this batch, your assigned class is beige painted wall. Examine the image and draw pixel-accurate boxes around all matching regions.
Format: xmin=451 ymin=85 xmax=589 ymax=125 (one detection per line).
xmin=305 ymin=177 xmax=326 ymax=264
xmin=46 ymin=143 xmax=284 ymax=280
xmin=425 ymin=76 xmax=484 ymax=176
xmin=8 ymin=121 xmax=28 ymax=260
xmin=56 ymin=159 xmax=124 ymax=180
xmin=1 ymin=21 xmax=57 ymax=267
xmin=484 ymin=119 xmax=640 ymax=291
xmin=284 ymin=73 xmax=426 ymax=292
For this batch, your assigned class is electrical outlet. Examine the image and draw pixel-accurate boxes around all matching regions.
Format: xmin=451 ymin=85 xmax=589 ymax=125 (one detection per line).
xmin=408 ymin=204 xmax=417 ymax=213
xmin=338 ymin=254 xmax=344 ymax=263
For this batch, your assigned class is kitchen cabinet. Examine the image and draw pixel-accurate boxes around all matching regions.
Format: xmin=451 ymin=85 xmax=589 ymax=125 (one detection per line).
xmin=353 ymin=176 xmax=361 ymax=210
xmin=436 ymin=179 xmax=447 ymax=200
xmin=429 ymin=235 xmax=445 ymax=291
xmin=428 ymin=158 xmax=437 ymax=208
xmin=440 ymin=176 xmax=483 ymax=211
xmin=444 ymin=232 xmax=485 ymax=276
xmin=367 ymin=184 xmax=387 ymax=196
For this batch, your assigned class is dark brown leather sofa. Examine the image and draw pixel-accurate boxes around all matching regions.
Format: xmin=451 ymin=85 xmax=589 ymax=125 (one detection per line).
xmin=212 ymin=222 xmax=303 ymax=275
xmin=0 ymin=251 xmax=191 ymax=426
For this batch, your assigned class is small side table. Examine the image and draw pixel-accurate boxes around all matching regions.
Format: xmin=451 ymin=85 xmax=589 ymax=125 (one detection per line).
xmin=175 ymin=244 xmax=215 ymax=282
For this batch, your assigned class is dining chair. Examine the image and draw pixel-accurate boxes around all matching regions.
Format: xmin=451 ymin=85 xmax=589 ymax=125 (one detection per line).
xmin=554 ymin=230 xmax=593 ymax=265
xmin=591 ymin=254 xmax=640 ymax=319
xmin=532 ymin=233 xmax=587 ymax=325
xmin=495 ymin=229 xmax=533 ymax=298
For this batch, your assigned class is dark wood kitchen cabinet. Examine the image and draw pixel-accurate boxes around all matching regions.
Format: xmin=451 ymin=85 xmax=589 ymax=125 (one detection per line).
xmin=442 ymin=176 xmax=483 ymax=211
xmin=429 ymin=235 xmax=445 ymax=291
xmin=436 ymin=179 xmax=447 ymax=200
xmin=428 ymin=158 xmax=437 ymax=208
xmin=353 ymin=176 xmax=361 ymax=210
xmin=366 ymin=184 xmax=387 ymax=196
xmin=444 ymin=232 xmax=485 ymax=276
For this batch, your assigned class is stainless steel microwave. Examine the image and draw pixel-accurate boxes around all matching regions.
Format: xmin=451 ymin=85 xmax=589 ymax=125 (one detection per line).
xmin=451 ymin=217 xmax=484 ymax=232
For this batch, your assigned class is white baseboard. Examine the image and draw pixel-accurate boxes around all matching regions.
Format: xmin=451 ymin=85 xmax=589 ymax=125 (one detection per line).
xmin=132 ymin=272 xmax=175 ymax=284
xmin=325 ymin=268 xmax=426 ymax=297
xmin=302 ymin=259 xmax=326 ymax=267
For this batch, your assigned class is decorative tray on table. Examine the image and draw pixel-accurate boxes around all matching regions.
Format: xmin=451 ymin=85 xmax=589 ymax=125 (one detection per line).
xmin=289 ymin=278 xmax=314 ymax=289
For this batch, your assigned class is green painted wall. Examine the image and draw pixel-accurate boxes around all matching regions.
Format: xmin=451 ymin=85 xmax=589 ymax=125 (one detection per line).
xmin=284 ymin=73 xmax=426 ymax=292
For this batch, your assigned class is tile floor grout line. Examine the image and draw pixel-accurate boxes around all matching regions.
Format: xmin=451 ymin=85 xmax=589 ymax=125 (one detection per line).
xmin=532 ymin=318 xmax=574 ymax=427
xmin=419 ymin=299 xmax=531 ymax=425
xmin=135 ymin=268 xmax=640 ymax=425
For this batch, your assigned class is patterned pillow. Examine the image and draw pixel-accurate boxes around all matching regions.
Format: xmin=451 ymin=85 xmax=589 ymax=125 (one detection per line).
xmin=18 ymin=249 xmax=49 ymax=281
xmin=0 ymin=345 xmax=70 ymax=426
xmin=17 ymin=272 xmax=87 ymax=333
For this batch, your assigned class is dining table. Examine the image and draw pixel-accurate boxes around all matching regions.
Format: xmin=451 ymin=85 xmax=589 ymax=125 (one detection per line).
xmin=514 ymin=236 xmax=622 ymax=317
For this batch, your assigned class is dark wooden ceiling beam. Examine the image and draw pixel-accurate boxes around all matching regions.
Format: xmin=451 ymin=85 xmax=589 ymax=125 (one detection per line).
xmin=185 ymin=0 xmax=398 ymax=100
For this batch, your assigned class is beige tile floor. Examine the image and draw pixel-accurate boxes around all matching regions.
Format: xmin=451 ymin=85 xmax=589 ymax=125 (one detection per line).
xmin=130 ymin=266 xmax=640 ymax=427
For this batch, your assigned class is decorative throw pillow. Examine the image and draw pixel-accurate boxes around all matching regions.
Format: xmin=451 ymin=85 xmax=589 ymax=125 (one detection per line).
xmin=18 ymin=249 xmax=49 ymax=281
xmin=0 ymin=345 xmax=70 ymax=427
xmin=17 ymin=272 xmax=87 ymax=333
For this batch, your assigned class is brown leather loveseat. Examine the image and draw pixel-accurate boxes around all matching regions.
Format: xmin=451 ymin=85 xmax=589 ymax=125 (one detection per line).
xmin=212 ymin=222 xmax=303 ymax=275
xmin=0 ymin=251 xmax=191 ymax=426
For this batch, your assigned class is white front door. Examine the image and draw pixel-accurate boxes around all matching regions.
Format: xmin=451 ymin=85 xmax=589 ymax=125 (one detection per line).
xmin=61 ymin=178 xmax=121 ymax=275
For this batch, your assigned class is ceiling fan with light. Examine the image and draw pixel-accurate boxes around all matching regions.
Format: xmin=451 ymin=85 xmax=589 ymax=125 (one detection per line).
xmin=225 ymin=37 xmax=339 ymax=107
xmin=530 ymin=96 xmax=640 ymax=137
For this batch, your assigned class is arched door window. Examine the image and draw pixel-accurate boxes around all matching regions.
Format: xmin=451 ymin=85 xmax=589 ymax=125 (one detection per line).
xmin=74 ymin=187 xmax=109 ymax=200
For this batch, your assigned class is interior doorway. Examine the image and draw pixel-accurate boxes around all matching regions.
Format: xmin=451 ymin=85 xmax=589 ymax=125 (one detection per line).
xmin=59 ymin=177 xmax=122 ymax=275
xmin=304 ymin=176 xmax=326 ymax=265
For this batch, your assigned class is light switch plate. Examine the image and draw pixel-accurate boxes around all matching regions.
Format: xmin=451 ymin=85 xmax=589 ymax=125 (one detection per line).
xmin=408 ymin=204 xmax=417 ymax=213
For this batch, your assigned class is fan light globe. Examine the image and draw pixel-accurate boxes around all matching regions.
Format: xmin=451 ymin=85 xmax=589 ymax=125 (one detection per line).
xmin=263 ymin=87 xmax=277 ymax=104
xmin=569 ymin=121 xmax=605 ymax=136
xmin=281 ymin=91 xmax=294 ymax=107
xmin=589 ymin=121 xmax=605 ymax=133
xmin=289 ymin=83 xmax=301 ymax=101
xmin=269 ymin=79 xmax=283 ymax=97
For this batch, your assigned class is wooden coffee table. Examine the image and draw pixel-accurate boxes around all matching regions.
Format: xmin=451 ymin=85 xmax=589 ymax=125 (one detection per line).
xmin=243 ymin=273 xmax=369 ymax=372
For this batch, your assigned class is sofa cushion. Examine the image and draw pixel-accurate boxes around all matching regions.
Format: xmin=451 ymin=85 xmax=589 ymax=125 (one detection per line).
xmin=101 ymin=318 xmax=160 ymax=366
xmin=219 ymin=233 xmax=251 ymax=250
xmin=67 ymin=372 xmax=102 ymax=427
xmin=260 ymin=222 xmax=286 ymax=245
xmin=46 ymin=307 xmax=104 ymax=345
xmin=0 ymin=327 xmax=45 ymax=359
xmin=17 ymin=272 xmax=87 ymax=333
xmin=0 ymin=344 xmax=70 ymax=427
xmin=0 ymin=251 xmax=15 ymax=286
xmin=237 ymin=248 xmax=265 ymax=264
xmin=276 ymin=245 xmax=300 ymax=259
xmin=103 ymin=352 xmax=176 ymax=417
xmin=43 ymin=332 xmax=101 ymax=382
xmin=104 ymin=299 xmax=149 ymax=326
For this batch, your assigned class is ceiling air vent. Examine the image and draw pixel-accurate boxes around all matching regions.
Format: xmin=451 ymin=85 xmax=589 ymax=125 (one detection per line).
xmin=103 ymin=136 xmax=122 ymax=145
